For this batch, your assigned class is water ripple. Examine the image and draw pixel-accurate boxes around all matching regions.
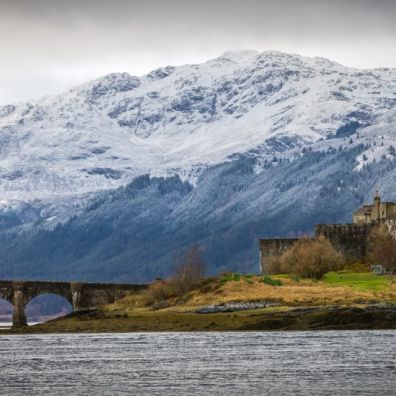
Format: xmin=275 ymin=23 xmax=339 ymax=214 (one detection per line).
xmin=0 ymin=331 xmax=395 ymax=395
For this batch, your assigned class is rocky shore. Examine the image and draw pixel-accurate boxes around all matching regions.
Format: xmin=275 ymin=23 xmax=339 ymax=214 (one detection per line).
xmin=195 ymin=301 xmax=279 ymax=313
xmin=3 ymin=303 xmax=395 ymax=334
xmin=238 ymin=304 xmax=396 ymax=331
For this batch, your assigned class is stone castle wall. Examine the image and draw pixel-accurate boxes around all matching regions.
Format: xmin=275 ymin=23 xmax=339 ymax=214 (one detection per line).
xmin=260 ymin=224 xmax=375 ymax=274
xmin=260 ymin=238 xmax=300 ymax=274
xmin=260 ymin=195 xmax=396 ymax=274
xmin=314 ymin=223 xmax=374 ymax=261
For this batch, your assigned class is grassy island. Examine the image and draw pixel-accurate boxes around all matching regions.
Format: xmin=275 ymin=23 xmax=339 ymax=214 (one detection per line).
xmin=12 ymin=271 xmax=396 ymax=333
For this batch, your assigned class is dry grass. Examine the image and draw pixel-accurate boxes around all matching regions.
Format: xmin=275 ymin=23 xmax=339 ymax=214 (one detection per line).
xmin=106 ymin=273 xmax=396 ymax=315
xmin=186 ymin=276 xmax=394 ymax=307
xmin=19 ymin=301 xmax=396 ymax=334
xmin=15 ymin=272 xmax=396 ymax=334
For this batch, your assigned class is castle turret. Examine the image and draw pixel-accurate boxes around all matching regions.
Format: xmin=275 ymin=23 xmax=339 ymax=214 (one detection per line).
xmin=374 ymin=190 xmax=381 ymax=220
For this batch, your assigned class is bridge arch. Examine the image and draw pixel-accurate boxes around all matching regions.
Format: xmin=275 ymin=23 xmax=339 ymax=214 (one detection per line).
xmin=24 ymin=286 xmax=73 ymax=307
xmin=25 ymin=293 xmax=73 ymax=325
xmin=0 ymin=284 xmax=14 ymax=305
xmin=11 ymin=282 xmax=74 ymax=328
xmin=0 ymin=280 xmax=148 ymax=328
xmin=0 ymin=297 xmax=13 ymax=327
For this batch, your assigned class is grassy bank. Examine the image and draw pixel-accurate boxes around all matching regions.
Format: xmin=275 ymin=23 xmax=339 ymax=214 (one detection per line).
xmin=7 ymin=271 xmax=396 ymax=333
xmin=12 ymin=304 xmax=395 ymax=333
xmin=323 ymin=272 xmax=392 ymax=291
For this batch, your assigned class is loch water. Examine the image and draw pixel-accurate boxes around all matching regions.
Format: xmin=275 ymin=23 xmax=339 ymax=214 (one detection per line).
xmin=0 ymin=331 xmax=395 ymax=395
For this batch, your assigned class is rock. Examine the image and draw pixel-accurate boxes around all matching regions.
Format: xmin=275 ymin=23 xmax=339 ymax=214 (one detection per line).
xmin=195 ymin=301 xmax=279 ymax=314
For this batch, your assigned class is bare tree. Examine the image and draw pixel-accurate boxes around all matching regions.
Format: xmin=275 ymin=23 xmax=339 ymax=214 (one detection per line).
xmin=368 ymin=224 xmax=396 ymax=272
xmin=171 ymin=245 xmax=206 ymax=296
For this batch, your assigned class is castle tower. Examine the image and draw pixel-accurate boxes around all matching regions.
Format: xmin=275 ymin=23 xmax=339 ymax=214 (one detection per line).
xmin=373 ymin=190 xmax=381 ymax=221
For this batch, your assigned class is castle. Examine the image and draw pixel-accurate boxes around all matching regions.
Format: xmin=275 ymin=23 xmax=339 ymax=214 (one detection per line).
xmin=259 ymin=192 xmax=396 ymax=274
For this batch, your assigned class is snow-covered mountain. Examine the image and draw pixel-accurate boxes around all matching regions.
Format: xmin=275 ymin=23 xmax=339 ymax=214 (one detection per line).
xmin=1 ymin=50 xmax=395 ymax=200
xmin=1 ymin=50 xmax=396 ymax=281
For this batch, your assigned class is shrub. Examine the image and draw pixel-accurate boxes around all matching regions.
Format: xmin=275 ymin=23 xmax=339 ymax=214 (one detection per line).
xmin=219 ymin=273 xmax=239 ymax=285
xmin=290 ymin=275 xmax=301 ymax=283
xmin=261 ymin=276 xmax=283 ymax=286
xmin=265 ymin=256 xmax=284 ymax=275
xmin=268 ymin=236 xmax=344 ymax=279
xmin=144 ymin=245 xmax=207 ymax=306
xmin=171 ymin=245 xmax=206 ymax=296
xmin=343 ymin=262 xmax=370 ymax=273
xmin=367 ymin=224 xmax=396 ymax=271
xmin=219 ymin=273 xmax=258 ymax=285
xmin=142 ymin=280 xmax=174 ymax=306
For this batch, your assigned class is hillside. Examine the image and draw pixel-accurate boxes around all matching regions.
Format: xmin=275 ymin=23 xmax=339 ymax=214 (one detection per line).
xmin=0 ymin=50 xmax=395 ymax=200
xmin=1 ymin=145 xmax=396 ymax=281
xmin=0 ymin=51 xmax=395 ymax=281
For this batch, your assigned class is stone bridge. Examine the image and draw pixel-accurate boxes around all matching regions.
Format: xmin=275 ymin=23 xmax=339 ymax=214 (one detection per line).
xmin=0 ymin=280 xmax=148 ymax=328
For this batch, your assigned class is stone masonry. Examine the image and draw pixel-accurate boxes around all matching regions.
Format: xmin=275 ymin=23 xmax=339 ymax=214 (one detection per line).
xmin=0 ymin=280 xmax=148 ymax=328
xmin=260 ymin=192 xmax=396 ymax=274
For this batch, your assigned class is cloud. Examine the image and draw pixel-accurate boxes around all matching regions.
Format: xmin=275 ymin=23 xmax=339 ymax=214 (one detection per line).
xmin=0 ymin=0 xmax=395 ymax=104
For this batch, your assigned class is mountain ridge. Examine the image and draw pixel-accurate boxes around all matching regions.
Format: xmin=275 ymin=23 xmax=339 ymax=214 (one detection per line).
xmin=1 ymin=50 xmax=395 ymax=200
xmin=0 ymin=50 xmax=396 ymax=281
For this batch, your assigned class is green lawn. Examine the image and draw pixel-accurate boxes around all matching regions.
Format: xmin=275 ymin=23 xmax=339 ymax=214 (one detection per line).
xmin=323 ymin=272 xmax=391 ymax=291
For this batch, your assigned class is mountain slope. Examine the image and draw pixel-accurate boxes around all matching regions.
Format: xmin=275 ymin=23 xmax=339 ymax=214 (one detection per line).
xmin=0 ymin=50 xmax=395 ymax=199
xmin=1 ymin=145 xmax=396 ymax=282
xmin=1 ymin=51 xmax=396 ymax=282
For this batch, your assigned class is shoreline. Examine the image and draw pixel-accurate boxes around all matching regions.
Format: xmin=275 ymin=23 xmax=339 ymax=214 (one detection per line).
xmin=3 ymin=304 xmax=396 ymax=335
xmin=2 ymin=272 xmax=395 ymax=335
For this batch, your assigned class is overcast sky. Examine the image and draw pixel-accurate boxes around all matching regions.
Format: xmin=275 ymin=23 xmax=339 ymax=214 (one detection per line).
xmin=1 ymin=0 xmax=395 ymax=105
